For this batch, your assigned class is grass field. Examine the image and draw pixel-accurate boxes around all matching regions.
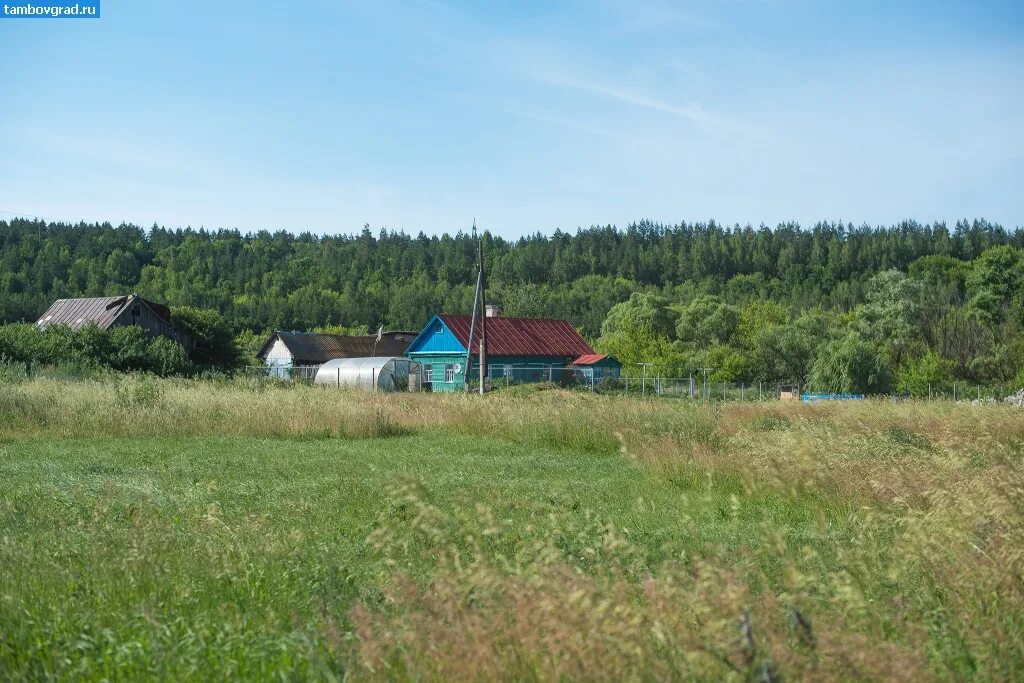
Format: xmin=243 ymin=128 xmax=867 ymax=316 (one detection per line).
xmin=1 ymin=376 xmax=1023 ymax=681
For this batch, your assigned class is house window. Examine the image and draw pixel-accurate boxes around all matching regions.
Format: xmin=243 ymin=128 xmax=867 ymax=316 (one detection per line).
xmin=444 ymin=363 xmax=455 ymax=383
xmin=435 ymin=323 xmax=443 ymax=333
xmin=422 ymin=364 xmax=433 ymax=382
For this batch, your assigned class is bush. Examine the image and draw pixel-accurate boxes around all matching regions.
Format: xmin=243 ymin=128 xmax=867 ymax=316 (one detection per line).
xmin=171 ymin=306 xmax=243 ymax=370
xmin=145 ymin=336 xmax=193 ymax=376
xmin=0 ymin=323 xmax=196 ymax=377
xmin=897 ymin=352 xmax=955 ymax=397
xmin=808 ymin=333 xmax=890 ymax=394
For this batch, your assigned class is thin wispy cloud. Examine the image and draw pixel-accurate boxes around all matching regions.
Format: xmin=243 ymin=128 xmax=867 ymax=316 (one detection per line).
xmin=543 ymin=73 xmax=712 ymax=125
xmin=509 ymin=107 xmax=626 ymax=140
xmin=1 ymin=0 xmax=1019 ymax=234
xmin=530 ymin=69 xmax=759 ymax=141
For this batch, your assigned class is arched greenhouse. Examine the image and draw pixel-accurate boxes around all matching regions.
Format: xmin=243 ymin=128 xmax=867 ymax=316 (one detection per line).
xmin=313 ymin=357 xmax=414 ymax=392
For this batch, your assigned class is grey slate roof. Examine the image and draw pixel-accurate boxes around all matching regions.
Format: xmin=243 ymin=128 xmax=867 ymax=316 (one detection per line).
xmin=36 ymin=294 xmax=173 ymax=331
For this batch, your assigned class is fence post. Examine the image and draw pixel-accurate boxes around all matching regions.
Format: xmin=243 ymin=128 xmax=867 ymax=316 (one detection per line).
xmin=953 ymin=382 xmax=956 ymax=402
xmin=978 ymin=385 xmax=981 ymax=401
xmin=758 ymin=381 xmax=762 ymax=401
xmin=741 ymin=383 xmax=745 ymax=401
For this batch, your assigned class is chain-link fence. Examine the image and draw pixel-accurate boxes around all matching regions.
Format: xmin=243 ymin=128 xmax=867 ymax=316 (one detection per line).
xmin=619 ymin=377 xmax=798 ymax=400
xmin=245 ymin=363 xmax=1021 ymax=403
xmin=245 ymin=365 xmax=319 ymax=382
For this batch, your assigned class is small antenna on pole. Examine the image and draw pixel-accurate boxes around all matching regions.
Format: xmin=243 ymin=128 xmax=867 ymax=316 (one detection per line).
xmin=471 ymin=218 xmax=477 ymax=240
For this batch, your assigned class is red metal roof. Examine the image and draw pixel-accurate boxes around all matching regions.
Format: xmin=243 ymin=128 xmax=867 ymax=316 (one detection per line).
xmin=571 ymin=354 xmax=608 ymax=366
xmin=439 ymin=314 xmax=595 ymax=358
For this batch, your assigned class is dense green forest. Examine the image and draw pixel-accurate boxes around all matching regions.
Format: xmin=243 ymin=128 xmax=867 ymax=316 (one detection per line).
xmin=2 ymin=217 xmax=1023 ymax=391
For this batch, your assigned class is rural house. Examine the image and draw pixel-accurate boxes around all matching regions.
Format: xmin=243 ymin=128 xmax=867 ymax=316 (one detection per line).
xmin=36 ymin=294 xmax=192 ymax=348
xmin=257 ymin=330 xmax=417 ymax=372
xmin=406 ymin=311 xmax=619 ymax=391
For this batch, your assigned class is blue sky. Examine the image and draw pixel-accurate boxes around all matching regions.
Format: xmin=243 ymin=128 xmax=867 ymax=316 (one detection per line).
xmin=1 ymin=0 xmax=1022 ymax=238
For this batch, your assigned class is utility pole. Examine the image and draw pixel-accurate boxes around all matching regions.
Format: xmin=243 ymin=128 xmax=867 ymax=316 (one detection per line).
xmin=465 ymin=220 xmax=481 ymax=393
xmin=478 ymin=234 xmax=487 ymax=395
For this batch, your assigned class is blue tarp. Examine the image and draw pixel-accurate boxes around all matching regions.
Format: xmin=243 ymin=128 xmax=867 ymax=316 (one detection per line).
xmin=801 ymin=393 xmax=865 ymax=402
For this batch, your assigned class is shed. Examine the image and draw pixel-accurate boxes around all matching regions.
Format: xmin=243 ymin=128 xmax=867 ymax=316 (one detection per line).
xmin=570 ymin=354 xmax=622 ymax=380
xmin=313 ymin=356 xmax=414 ymax=392
xmin=258 ymin=331 xmax=416 ymax=370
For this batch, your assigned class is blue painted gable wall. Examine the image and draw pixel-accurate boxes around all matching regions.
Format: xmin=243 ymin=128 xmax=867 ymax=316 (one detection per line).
xmin=407 ymin=316 xmax=466 ymax=355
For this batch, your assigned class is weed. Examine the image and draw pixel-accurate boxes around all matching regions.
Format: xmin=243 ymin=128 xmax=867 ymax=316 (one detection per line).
xmin=0 ymin=376 xmax=1022 ymax=680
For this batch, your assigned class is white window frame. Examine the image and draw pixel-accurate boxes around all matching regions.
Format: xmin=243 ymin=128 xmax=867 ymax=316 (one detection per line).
xmin=444 ymin=363 xmax=455 ymax=383
xmin=422 ymin=363 xmax=433 ymax=382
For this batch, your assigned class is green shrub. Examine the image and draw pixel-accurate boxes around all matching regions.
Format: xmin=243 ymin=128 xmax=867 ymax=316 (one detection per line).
xmin=596 ymin=376 xmax=623 ymax=393
xmin=808 ymin=333 xmax=891 ymax=394
xmin=0 ymin=323 xmax=196 ymax=377
xmin=749 ymin=414 xmax=790 ymax=432
xmin=113 ymin=378 xmax=164 ymax=409
xmin=145 ymin=336 xmax=193 ymax=376
xmin=896 ymin=352 xmax=955 ymax=397
xmin=171 ymin=306 xmax=243 ymax=370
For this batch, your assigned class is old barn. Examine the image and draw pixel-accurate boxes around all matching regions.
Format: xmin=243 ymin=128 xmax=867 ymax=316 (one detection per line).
xmin=36 ymin=294 xmax=192 ymax=348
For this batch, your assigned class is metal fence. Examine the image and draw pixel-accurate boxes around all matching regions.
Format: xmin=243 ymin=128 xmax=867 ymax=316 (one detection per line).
xmin=245 ymin=365 xmax=319 ymax=382
xmin=484 ymin=366 xmax=797 ymax=400
xmin=620 ymin=377 xmax=795 ymax=400
xmin=245 ymin=363 xmax=1020 ymax=403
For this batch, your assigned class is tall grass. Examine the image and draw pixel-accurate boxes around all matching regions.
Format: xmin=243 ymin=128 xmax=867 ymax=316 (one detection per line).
xmin=1 ymin=375 xmax=1023 ymax=680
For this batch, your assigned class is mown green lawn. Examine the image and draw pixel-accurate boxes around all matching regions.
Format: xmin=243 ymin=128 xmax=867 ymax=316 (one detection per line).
xmin=0 ymin=432 xmax=824 ymax=680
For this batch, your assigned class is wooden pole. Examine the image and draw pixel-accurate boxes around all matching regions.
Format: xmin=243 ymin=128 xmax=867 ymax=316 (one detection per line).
xmin=478 ymin=236 xmax=487 ymax=395
xmin=465 ymin=266 xmax=482 ymax=392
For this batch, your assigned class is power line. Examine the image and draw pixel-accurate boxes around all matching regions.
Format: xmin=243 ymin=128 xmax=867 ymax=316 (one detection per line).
xmin=0 ymin=209 xmax=51 ymax=221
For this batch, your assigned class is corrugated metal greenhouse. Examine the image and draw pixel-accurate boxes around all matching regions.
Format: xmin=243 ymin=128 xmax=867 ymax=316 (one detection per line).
xmin=313 ymin=356 xmax=413 ymax=392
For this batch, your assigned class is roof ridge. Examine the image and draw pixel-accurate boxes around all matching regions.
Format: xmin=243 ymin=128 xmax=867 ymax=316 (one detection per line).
xmin=440 ymin=313 xmax=578 ymax=324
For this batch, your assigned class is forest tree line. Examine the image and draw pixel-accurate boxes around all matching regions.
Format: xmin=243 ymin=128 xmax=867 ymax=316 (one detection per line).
xmin=1 ymin=217 xmax=1023 ymax=392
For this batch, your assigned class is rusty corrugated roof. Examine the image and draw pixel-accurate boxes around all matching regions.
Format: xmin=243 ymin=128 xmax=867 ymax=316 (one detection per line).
xmin=440 ymin=314 xmax=595 ymax=358
xmin=261 ymin=331 xmax=416 ymax=364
